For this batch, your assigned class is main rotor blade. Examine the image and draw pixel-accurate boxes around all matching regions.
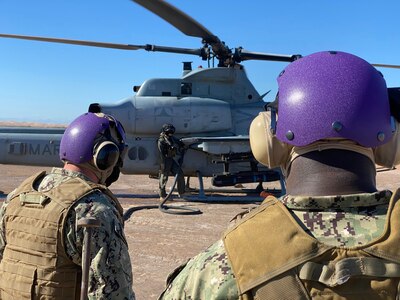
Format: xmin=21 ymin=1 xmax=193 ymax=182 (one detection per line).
xmin=0 ymin=33 xmax=206 ymax=57
xmin=0 ymin=33 xmax=145 ymax=50
xmin=372 ymin=63 xmax=400 ymax=69
xmin=235 ymin=48 xmax=302 ymax=62
xmin=132 ymin=0 xmax=219 ymax=44
xmin=131 ymin=0 xmax=230 ymax=60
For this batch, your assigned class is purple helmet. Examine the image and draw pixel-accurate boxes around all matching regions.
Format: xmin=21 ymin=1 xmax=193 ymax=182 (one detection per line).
xmin=60 ymin=112 xmax=126 ymax=165
xmin=276 ymin=51 xmax=391 ymax=147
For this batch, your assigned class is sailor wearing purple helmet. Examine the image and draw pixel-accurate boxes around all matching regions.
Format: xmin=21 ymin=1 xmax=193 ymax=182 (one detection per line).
xmin=0 ymin=112 xmax=135 ymax=299
xmin=159 ymin=51 xmax=400 ymax=299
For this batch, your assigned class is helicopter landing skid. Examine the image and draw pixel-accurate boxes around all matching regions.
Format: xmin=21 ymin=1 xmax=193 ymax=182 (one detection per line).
xmin=181 ymin=171 xmax=284 ymax=203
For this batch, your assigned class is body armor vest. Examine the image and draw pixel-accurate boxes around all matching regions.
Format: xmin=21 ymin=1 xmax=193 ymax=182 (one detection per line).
xmin=223 ymin=189 xmax=400 ymax=300
xmin=0 ymin=171 xmax=123 ymax=300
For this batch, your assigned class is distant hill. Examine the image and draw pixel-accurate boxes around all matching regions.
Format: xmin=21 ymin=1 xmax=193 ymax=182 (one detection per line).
xmin=0 ymin=121 xmax=66 ymax=128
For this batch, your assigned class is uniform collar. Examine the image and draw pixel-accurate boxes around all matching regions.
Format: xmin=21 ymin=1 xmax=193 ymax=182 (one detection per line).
xmin=281 ymin=190 xmax=392 ymax=210
xmin=50 ymin=167 xmax=94 ymax=183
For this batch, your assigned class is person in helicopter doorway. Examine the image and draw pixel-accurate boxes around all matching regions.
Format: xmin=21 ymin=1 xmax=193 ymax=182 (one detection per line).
xmin=158 ymin=51 xmax=400 ymax=299
xmin=157 ymin=123 xmax=186 ymax=200
xmin=0 ymin=112 xmax=135 ymax=299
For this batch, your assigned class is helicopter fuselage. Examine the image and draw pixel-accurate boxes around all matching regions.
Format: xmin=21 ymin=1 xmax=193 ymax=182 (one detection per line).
xmin=97 ymin=65 xmax=267 ymax=177
xmin=0 ymin=65 xmax=268 ymax=180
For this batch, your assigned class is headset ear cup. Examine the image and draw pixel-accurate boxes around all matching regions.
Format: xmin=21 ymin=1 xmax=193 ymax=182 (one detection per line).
xmin=374 ymin=118 xmax=400 ymax=168
xmin=93 ymin=141 xmax=120 ymax=170
xmin=249 ymin=111 xmax=292 ymax=169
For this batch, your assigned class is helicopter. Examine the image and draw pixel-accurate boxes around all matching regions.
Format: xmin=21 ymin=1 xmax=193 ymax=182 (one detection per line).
xmin=0 ymin=0 xmax=399 ymax=197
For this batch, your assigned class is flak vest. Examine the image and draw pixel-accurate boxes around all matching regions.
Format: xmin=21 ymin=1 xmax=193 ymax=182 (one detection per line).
xmin=223 ymin=189 xmax=400 ymax=300
xmin=0 ymin=171 xmax=124 ymax=300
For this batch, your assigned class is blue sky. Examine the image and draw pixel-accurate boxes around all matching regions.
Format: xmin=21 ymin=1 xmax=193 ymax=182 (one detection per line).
xmin=0 ymin=0 xmax=399 ymax=124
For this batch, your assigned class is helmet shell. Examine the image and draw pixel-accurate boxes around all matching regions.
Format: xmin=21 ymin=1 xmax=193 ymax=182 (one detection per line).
xmin=276 ymin=51 xmax=391 ymax=147
xmin=162 ymin=123 xmax=176 ymax=134
xmin=60 ymin=112 xmax=126 ymax=164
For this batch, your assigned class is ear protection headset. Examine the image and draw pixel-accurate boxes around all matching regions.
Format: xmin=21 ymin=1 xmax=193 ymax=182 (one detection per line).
xmin=249 ymin=109 xmax=292 ymax=172
xmin=250 ymin=109 xmax=400 ymax=175
xmin=92 ymin=117 xmax=127 ymax=172
xmin=93 ymin=141 xmax=120 ymax=171
xmin=373 ymin=118 xmax=400 ymax=168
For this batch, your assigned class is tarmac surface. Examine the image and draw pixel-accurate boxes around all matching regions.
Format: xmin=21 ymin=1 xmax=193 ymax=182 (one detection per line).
xmin=1 ymin=164 xmax=400 ymax=299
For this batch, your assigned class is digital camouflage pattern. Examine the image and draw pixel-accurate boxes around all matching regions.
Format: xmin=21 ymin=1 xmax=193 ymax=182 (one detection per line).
xmin=0 ymin=167 xmax=135 ymax=300
xmin=159 ymin=239 xmax=238 ymax=299
xmin=281 ymin=190 xmax=392 ymax=247
xmin=159 ymin=190 xmax=392 ymax=299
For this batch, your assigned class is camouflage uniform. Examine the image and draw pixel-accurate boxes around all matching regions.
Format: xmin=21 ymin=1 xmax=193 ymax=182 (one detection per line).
xmin=159 ymin=190 xmax=392 ymax=299
xmin=0 ymin=167 xmax=135 ymax=300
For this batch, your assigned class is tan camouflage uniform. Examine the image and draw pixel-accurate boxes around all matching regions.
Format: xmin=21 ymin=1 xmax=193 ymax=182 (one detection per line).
xmin=0 ymin=167 xmax=135 ymax=300
xmin=159 ymin=190 xmax=392 ymax=299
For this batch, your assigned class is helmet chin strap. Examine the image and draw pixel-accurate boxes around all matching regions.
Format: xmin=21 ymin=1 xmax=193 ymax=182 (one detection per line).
xmin=79 ymin=161 xmax=114 ymax=185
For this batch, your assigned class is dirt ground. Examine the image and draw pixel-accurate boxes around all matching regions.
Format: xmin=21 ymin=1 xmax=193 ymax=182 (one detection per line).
xmin=1 ymin=164 xmax=400 ymax=299
xmin=0 ymin=164 xmax=269 ymax=299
